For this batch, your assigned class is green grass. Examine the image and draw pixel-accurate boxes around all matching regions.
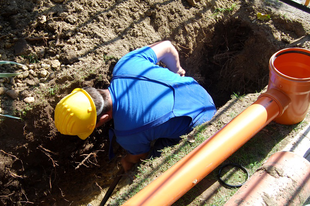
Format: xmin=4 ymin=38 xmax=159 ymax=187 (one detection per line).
xmin=232 ymin=92 xmax=245 ymax=99
xmin=214 ymin=3 xmax=237 ymax=13
xmin=0 ymin=73 xmax=20 ymax=78
xmin=103 ymin=55 xmax=119 ymax=62
xmin=48 ymin=85 xmax=59 ymax=96
xmin=21 ymin=53 xmax=39 ymax=63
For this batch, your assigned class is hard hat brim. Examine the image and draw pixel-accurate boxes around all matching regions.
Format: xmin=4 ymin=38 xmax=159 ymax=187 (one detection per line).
xmin=78 ymin=132 xmax=92 ymax=140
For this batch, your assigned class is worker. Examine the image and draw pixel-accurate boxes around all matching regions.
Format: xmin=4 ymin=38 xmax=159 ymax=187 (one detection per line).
xmin=54 ymin=40 xmax=216 ymax=172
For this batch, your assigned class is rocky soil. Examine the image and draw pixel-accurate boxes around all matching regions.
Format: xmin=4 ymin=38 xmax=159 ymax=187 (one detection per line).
xmin=0 ymin=0 xmax=310 ymax=205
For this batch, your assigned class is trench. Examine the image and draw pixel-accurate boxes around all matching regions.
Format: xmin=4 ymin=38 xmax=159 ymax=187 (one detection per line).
xmin=182 ymin=18 xmax=277 ymax=108
xmin=0 ymin=17 xmax=283 ymax=206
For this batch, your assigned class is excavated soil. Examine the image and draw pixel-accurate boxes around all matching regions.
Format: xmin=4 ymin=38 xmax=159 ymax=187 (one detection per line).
xmin=0 ymin=0 xmax=310 ymax=205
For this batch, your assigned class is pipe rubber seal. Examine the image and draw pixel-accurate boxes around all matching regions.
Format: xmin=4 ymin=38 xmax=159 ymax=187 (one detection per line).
xmin=217 ymin=163 xmax=249 ymax=188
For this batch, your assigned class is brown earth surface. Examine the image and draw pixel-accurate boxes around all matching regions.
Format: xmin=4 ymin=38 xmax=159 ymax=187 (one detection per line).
xmin=0 ymin=0 xmax=310 ymax=205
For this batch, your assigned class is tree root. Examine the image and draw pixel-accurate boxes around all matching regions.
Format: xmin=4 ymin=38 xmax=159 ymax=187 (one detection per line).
xmin=75 ymin=150 xmax=104 ymax=170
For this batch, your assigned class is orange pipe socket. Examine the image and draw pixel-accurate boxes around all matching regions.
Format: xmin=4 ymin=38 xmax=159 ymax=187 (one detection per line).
xmin=123 ymin=48 xmax=310 ymax=206
xmin=268 ymin=47 xmax=310 ymax=124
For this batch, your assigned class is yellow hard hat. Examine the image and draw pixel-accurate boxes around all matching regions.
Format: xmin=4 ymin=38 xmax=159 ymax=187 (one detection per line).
xmin=54 ymin=88 xmax=97 ymax=140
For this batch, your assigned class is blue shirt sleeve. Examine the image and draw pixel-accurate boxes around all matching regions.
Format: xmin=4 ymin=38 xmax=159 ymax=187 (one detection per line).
xmin=113 ymin=46 xmax=159 ymax=77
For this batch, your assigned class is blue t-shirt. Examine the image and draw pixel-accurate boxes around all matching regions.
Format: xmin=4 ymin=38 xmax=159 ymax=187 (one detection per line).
xmin=108 ymin=46 xmax=216 ymax=155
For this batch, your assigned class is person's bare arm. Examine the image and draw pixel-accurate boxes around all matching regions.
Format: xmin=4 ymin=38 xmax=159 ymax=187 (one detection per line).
xmin=121 ymin=152 xmax=148 ymax=172
xmin=149 ymin=40 xmax=185 ymax=76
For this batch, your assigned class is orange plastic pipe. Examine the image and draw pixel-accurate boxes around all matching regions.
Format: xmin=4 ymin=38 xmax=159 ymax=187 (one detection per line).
xmin=123 ymin=93 xmax=286 ymax=206
xmin=123 ymin=48 xmax=310 ymax=206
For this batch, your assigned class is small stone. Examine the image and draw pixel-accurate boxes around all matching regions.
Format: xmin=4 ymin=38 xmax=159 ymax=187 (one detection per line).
xmin=17 ymin=70 xmax=29 ymax=79
xmin=38 ymin=15 xmax=47 ymax=24
xmin=22 ymin=70 xmax=29 ymax=78
xmin=24 ymin=97 xmax=35 ymax=103
xmin=6 ymin=90 xmax=19 ymax=99
xmin=29 ymin=69 xmax=37 ymax=77
xmin=15 ymin=79 xmax=22 ymax=83
xmin=0 ymin=87 xmax=7 ymax=95
xmin=49 ymin=72 xmax=55 ymax=79
xmin=21 ymin=64 xmax=28 ymax=71
xmin=25 ymin=79 xmax=38 ymax=86
xmin=28 ymin=64 xmax=35 ymax=70
xmin=41 ymin=63 xmax=51 ymax=70
xmin=40 ymin=69 xmax=49 ymax=78
xmin=16 ymin=83 xmax=26 ymax=87
xmin=51 ymin=59 xmax=61 ymax=69
xmin=17 ymin=73 xmax=23 ymax=79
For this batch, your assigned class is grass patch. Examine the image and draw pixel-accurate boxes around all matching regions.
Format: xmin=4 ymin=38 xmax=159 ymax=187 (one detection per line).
xmin=215 ymin=3 xmax=237 ymax=13
xmin=21 ymin=53 xmax=39 ymax=63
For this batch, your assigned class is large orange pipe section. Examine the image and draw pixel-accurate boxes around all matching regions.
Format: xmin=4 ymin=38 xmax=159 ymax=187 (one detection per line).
xmin=123 ymin=93 xmax=286 ymax=206
xmin=225 ymin=151 xmax=310 ymax=205
xmin=123 ymin=48 xmax=310 ymax=206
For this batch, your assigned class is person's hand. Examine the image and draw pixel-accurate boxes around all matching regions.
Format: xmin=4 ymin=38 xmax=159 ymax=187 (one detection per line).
xmin=177 ymin=67 xmax=186 ymax=76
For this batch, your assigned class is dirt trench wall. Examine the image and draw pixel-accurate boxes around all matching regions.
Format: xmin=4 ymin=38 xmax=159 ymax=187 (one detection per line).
xmin=0 ymin=0 xmax=310 ymax=205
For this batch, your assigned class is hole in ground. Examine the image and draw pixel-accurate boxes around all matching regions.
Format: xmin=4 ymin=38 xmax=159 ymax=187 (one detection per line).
xmin=182 ymin=18 xmax=279 ymax=108
xmin=5 ymin=17 xmax=285 ymax=206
